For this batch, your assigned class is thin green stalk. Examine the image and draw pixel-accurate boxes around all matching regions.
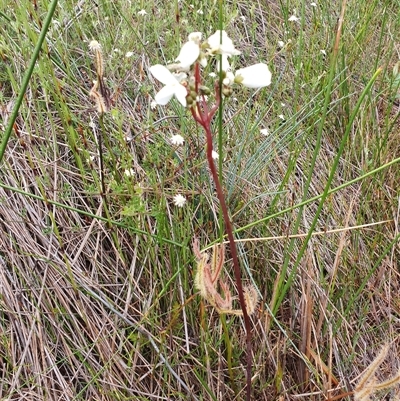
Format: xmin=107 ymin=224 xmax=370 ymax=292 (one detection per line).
xmin=220 ymin=314 xmax=235 ymax=391
xmin=97 ymin=114 xmax=127 ymax=262
xmin=217 ymin=0 xmax=225 ymax=241
xmin=0 ymin=181 xmax=182 ymax=247
xmin=75 ymin=278 xmax=199 ymax=401
xmin=204 ymin=147 xmax=400 ymax=246
xmin=293 ymin=0 xmax=306 ymax=108
xmin=270 ymin=0 xmax=348 ymax=315
xmin=274 ymin=67 xmax=383 ymax=312
xmin=343 ymin=232 xmax=400 ymax=320
xmin=0 ymin=0 xmax=59 ymax=164
xmin=97 ymin=115 xmax=107 ymax=199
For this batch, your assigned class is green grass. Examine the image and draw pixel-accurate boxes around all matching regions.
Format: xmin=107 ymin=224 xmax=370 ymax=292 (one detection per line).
xmin=0 ymin=0 xmax=400 ymax=400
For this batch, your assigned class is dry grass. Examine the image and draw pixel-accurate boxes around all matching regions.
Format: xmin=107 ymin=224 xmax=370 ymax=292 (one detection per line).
xmin=0 ymin=0 xmax=400 ymax=400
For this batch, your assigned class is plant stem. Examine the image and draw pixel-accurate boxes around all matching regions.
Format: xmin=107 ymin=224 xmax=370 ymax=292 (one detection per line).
xmin=190 ymin=66 xmax=253 ymax=400
xmin=220 ymin=315 xmax=235 ymax=391
xmin=98 ymin=114 xmax=107 ymax=198
xmin=0 ymin=0 xmax=59 ymax=164
xmin=202 ymin=121 xmax=253 ymax=400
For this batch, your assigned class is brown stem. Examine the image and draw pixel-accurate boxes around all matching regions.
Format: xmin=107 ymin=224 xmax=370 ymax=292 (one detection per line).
xmin=190 ymin=65 xmax=253 ymax=399
xmin=202 ymin=122 xmax=253 ymax=401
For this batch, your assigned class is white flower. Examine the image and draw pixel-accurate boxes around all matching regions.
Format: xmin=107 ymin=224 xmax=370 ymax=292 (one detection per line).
xmin=175 ymin=41 xmax=200 ymax=70
xmin=260 ymin=128 xmax=270 ymax=136
xmin=310 ymin=2 xmax=317 ymax=7
xmin=125 ymin=51 xmax=134 ymax=58
xmin=278 ymin=40 xmax=285 ymax=48
xmin=149 ymin=64 xmax=188 ymax=106
xmin=170 ymin=134 xmax=184 ymax=146
xmin=222 ymin=70 xmax=235 ymax=86
xmin=197 ymin=9 xmax=203 ymax=14
xmin=288 ymin=15 xmax=299 ymax=22
xmin=188 ymin=32 xmax=202 ymax=43
xmin=138 ymin=9 xmax=147 ymax=16
xmin=320 ymin=49 xmax=326 ymax=56
xmin=278 ymin=114 xmax=285 ymax=120
xmin=174 ymin=32 xmax=202 ymax=70
xmin=234 ymin=63 xmax=272 ymax=88
xmin=89 ymin=40 xmax=101 ymax=51
xmin=207 ymin=30 xmax=241 ymax=56
xmin=240 ymin=15 xmax=246 ymax=21
xmin=124 ymin=168 xmax=135 ymax=177
xmin=209 ymin=72 xmax=217 ymax=78
xmin=199 ymin=54 xmax=208 ymax=67
xmin=150 ymin=100 xmax=157 ymax=110
xmin=173 ymin=194 xmax=187 ymax=207
xmin=211 ymin=150 xmax=219 ymax=159
xmin=217 ymin=53 xmax=231 ymax=72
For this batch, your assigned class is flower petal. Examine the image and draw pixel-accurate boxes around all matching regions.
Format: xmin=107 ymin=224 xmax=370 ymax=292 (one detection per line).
xmin=188 ymin=32 xmax=202 ymax=43
xmin=173 ymin=194 xmax=187 ymax=207
xmin=176 ymin=41 xmax=200 ymax=69
xmin=173 ymin=83 xmax=188 ymax=107
xmin=207 ymin=30 xmax=241 ymax=56
xmin=235 ymin=63 xmax=272 ymax=88
xmin=170 ymin=134 xmax=185 ymax=146
xmin=150 ymin=64 xmax=176 ymax=85
xmin=217 ymin=53 xmax=231 ymax=72
xmin=154 ymin=85 xmax=175 ymax=105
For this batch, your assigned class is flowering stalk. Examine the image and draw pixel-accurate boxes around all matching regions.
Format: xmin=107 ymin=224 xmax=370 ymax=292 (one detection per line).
xmin=149 ymin=30 xmax=271 ymax=400
xmin=189 ymin=62 xmax=253 ymax=399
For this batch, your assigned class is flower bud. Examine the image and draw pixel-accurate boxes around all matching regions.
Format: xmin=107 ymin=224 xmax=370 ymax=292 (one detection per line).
xmin=199 ymin=85 xmax=211 ymax=95
xmin=222 ymin=86 xmax=233 ymax=97
xmin=186 ymin=95 xmax=195 ymax=106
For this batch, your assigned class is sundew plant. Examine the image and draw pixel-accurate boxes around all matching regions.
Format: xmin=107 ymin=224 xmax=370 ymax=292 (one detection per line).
xmin=1 ymin=0 xmax=400 ymax=400
xmin=148 ymin=28 xmax=272 ymax=399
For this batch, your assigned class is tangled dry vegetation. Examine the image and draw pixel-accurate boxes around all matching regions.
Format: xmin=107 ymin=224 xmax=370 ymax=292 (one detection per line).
xmin=1 ymin=0 xmax=400 ymax=400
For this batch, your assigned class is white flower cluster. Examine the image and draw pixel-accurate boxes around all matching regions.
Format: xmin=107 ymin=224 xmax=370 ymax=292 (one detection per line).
xmin=173 ymin=194 xmax=187 ymax=207
xmin=149 ymin=30 xmax=272 ymax=107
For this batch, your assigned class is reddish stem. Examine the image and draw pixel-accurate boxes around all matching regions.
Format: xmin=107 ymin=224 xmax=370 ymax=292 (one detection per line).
xmin=202 ymin=121 xmax=252 ymax=400
xmin=190 ymin=73 xmax=253 ymax=399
